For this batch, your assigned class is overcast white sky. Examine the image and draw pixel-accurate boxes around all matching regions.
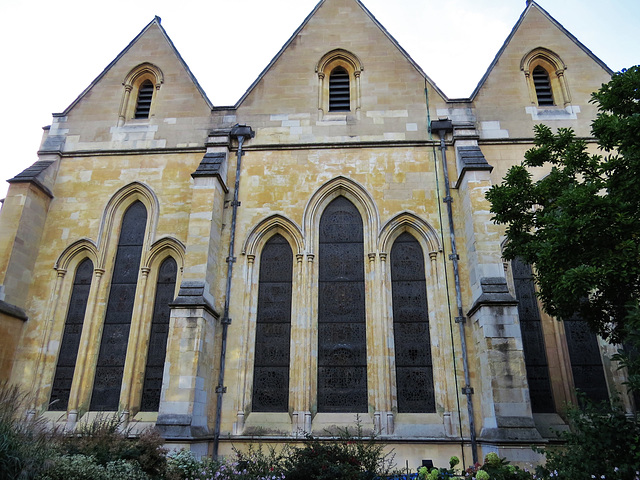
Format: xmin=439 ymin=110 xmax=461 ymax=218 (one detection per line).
xmin=0 ymin=0 xmax=638 ymax=200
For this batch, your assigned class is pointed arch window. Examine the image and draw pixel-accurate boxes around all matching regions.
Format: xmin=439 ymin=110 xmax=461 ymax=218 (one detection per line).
xmin=135 ymin=80 xmax=154 ymax=119
xmin=511 ymin=258 xmax=554 ymax=413
xmin=252 ymin=234 xmax=292 ymax=412
xmin=391 ymin=232 xmax=435 ymax=413
xmin=532 ymin=66 xmax=554 ymax=106
xmin=90 ymin=201 xmax=147 ymax=411
xmin=140 ymin=256 xmax=177 ymax=412
xmin=318 ymin=196 xmax=367 ymax=412
xmin=49 ymin=258 xmax=93 ymax=411
xmin=564 ymin=318 xmax=609 ymax=404
xmin=329 ymin=67 xmax=350 ymax=112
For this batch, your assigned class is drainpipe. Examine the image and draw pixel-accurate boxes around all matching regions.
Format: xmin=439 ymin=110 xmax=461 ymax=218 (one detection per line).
xmin=212 ymin=124 xmax=254 ymax=458
xmin=430 ymin=119 xmax=478 ymax=465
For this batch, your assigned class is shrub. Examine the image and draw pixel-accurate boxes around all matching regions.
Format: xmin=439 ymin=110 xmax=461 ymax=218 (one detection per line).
xmin=534 ymin=397 xmax=640 ymax=480
xmin=166 ymin=449 xmax=220 ymax=480
xmin=0 ymin=382 xmax=59 ymax=480
xmin=58 ymin=414 xmax=167 ymax=478
xmin=39 ymin=454 xmax=149 ymax=480
xmin=283 ymin=422 xmax=395 ymax=480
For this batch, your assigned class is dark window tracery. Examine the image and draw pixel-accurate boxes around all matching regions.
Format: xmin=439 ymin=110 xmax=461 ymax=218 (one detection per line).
xmin=49 ymin=258 xmax=93 ymax=411
xmin=140 ymin=257 xmax=177 ymax=412
xmin=565 ymin=318 xmax=609 ymax=404
xmin=512 ymin=257 xmax=555 ymax=413
xmin=90 ymin=201 xmax=147 ymax=411
xmin=252 ymin=234 xmax=292 ymax=412
xmin=391 ymin=232 xmax=435 ymax=413
xmin=318 ymin=196 xmax=367 ymax=412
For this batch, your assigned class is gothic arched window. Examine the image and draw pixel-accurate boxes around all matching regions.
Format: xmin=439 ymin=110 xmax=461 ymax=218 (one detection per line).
xmin=90 ymin=201 xmax=147 ymax=411
xmin=140 ymin=256 xmax=177 ymax=411
xmin=317 ymin=196 xmax=367 ymax=412
xmin=49 ymin=258 xmax=93 ymax=411
xmin=391 ymin=232 xmax=435 ymax=413
xmin=252 ymin=234 xmax=292 ymax=412
xmin=511 ymin=257 xmax=554 ymax=413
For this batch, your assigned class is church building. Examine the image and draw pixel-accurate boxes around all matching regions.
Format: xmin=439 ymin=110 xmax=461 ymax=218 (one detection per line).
xmin=0 ymin=0 xmax=632 ymax=467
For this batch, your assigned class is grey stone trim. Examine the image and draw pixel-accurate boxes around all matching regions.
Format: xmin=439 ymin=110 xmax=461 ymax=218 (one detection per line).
xmin=169 ymin=281 xmax=219 ymax=318
xmin=155 ymin=414 xmax=212 ymax=440
xmin=467 ymin=277 xmax=517 ymax=317
xmin=7 ymin=161 xmax=55 ymax=199
xmin=458 ymin=146 xmax=492 ymax=170
xmin=192 ymin=153 xmax=225 ymax=177
xmin=479 ymin=416 xmax=544 ymax=442
xmin=0 ymin=300 xmax=28 ymax=321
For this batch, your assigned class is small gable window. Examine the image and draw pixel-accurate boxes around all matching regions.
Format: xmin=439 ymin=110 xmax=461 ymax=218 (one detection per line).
xmin=329 ymin=67 xmax=350 ymax=111
xmin=316 ymin=49 xmax=363 ymax=119
xmin=521 ymin=48 xmax=571 ymax=108
xmin=135 ymin=80 xmax=155 ymax=118
xmin=532 ymin=66 xmax=554 ymax=106
xmin=118 ymin=63 xmax=164 ymax=126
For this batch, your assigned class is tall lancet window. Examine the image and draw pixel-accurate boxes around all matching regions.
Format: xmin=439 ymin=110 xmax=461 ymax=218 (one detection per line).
xmin=511 ymin=257 xmax=554 ymax=413
xmin=140 ymin=256 xmax=177 ymax=412
xmin=49 ymin=258 xmax=94 ymax=411
xmin=90 ymin=201 xmax=147 ymax=411
xmin=318 ymin=196 xmax=367 ymax=412
xmin=391 ymin=232 xmax=435 ymax=413
xmin=252 ymin=234 xmax=292 ymax=412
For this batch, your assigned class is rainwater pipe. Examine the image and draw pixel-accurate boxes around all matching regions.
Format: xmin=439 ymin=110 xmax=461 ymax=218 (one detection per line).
xmin=213 ymin=124 xmax=254 ymax=458
xmin=430 ymin=118 xmax=478 ymax=465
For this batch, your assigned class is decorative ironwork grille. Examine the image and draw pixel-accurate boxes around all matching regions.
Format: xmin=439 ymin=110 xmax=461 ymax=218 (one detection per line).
xmin=140 ymin=257 xmax=177 ymax=411
xmin=252 ymin=234 xmax=292 ymax=412
xmin=512 ymin=257 xmax=555 ymax=413
xmin=90 ymin=201 xmax=146 ymax=411
xmin=49 ymin=258 xmax=93 ymax=411
xmin=391 ymin=232 xmax=435 ymax=413
xmin=564 ymin=317 xmax=609 ymax=403
xmin=318 ymin=196 xmax=367 ymax=412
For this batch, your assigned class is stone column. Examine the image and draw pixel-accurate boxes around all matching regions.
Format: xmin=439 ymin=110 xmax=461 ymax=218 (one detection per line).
xmin=155 ymin=130 xmax=228 ymax=452
xmin=452 ymin=124 xmax=542 ymax=451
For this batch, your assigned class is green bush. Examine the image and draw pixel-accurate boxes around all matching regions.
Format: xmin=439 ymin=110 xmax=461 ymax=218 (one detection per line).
xmin=534 ymin=398 xmax=640 ymax=480
xmin=283 ymin=423 xmax=394 ymax=480
xmin=39 ymin=454 xmax=149 ymax=480
xmin=0 ymin=383 xmax=58 ymax=480
xmin=58 ymin=415 xmax=167 ymax=478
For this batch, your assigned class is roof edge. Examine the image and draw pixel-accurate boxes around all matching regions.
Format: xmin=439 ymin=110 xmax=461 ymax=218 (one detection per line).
xmin=469 ymin=1 xmax=613 ymax=101
xmin=355 ymin=0 xmax=451 ymax=102
xmin=233 ymin=0 xmax=326 ymax=108
xmin=57 ymin=16 xmax=213 ymax=116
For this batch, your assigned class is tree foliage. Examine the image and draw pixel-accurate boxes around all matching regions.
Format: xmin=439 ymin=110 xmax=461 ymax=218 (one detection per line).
xmin=486 ymin=66 xmax=640 ymax=344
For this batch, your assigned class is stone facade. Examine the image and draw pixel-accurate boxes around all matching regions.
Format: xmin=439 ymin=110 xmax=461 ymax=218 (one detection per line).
xmin=0 ymin=0 xmax=633 ymax=468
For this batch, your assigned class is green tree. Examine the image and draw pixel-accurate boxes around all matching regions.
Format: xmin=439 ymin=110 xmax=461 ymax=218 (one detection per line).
xmin=486 ymin=66 xmax=640 ymax=346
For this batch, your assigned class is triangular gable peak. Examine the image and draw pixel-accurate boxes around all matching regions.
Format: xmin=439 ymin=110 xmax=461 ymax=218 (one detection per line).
xmin=231 ymin=0 xmax=449 ymax=109
xmin=57 ymin=16 xmax=212 ymax=116
xmin=470 ymin=1 xmax=612 ymax=101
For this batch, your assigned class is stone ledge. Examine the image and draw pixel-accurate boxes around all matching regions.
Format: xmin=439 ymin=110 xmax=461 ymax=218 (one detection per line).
xmin=156 ymin=413 xmax=211 ymax=440
xmin=0 ymin=300 xmax=28 ymax=321
xmin=169 ymin=281 xmax=219 ymax=318
xmin=468 ymin=277 xmax=517 ymax=317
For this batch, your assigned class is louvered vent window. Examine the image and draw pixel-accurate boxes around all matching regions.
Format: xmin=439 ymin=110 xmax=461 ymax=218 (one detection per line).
xmin=532 ymin=66 xmax=554 ymax=106
xmin=329 ymin=67 xmax=350 ymax=111
xmin=135 ymin=80 xmax=154 ymax=118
